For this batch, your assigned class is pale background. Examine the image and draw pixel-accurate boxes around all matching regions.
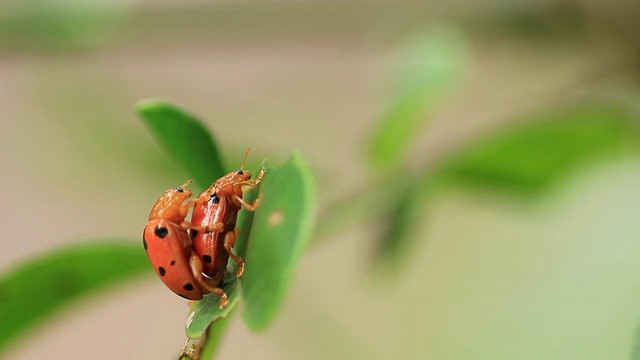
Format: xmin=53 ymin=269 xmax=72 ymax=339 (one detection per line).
xmin=1 ymin=1 xmax=640 ymax=359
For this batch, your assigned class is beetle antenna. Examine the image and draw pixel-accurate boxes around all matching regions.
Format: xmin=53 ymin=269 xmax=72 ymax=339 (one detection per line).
xmin=178 ymin=180 xmax=193 ymax=189
xmin=240 ymin=148 xmax=255 ymax=170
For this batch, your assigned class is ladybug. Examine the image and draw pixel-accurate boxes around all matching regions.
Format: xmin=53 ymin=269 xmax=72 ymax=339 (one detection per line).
xmin=143 ymin=180 xmax=228 ymax=305
xmin=191 ymin=149 xmax=265 ymax=289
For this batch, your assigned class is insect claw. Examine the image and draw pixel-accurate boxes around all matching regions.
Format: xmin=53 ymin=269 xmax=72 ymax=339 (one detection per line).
xmin=236 ymin=262 xmax=245 ymax=278
xmin=218 ymin=294 xmax=229 ymax=309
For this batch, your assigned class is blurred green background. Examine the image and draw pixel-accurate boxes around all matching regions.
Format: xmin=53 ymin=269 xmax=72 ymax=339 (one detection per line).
xmin=2 ymin=0 xmax=640 ymax=359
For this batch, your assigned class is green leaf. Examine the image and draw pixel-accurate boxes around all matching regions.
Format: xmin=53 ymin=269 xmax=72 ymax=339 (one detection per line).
xmin=180 ymin=314 xmax=231 ymax=360
xmin=241 ymin=151 xmax=317 ymax=331
xmin=137 ymin=99 xmax=226 ymax=187
xmin=185 ymin=275 xmax=239 ymax=339
xmin=369 ymin=26 xmax=468 ymax=170
xmin=0 ymin=241 xmax=148 ymax=355
xmin=439 ymin=103 xmax=640 ymax=195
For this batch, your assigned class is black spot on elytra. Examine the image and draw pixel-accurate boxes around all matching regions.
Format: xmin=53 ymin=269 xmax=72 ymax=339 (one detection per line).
xmin=170 ymin=260 xmax=176 ymax=266
xmin=209 ymin=194 xmax=220 ymax=204
xmin=190 ymin=230 xmax=199 ymax=239
xmin=203 ymin=255 xmax=212 ymax=263
xmin=183 ymin=283 xmax=194 ymax=291
xmin=154 ymin=225 xmax=169 ymax=238
xmin=142 ymin=238 xmax=148 ymax=250
xmin=158 ymin=267 xmax=166 ymax=276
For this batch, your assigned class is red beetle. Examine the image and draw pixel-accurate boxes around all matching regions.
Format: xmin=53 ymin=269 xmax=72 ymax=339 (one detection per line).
xmin=143 ymin=181 xmax=225 ymax=302
xmin=191 ymin=149 xmax=265 ymax=298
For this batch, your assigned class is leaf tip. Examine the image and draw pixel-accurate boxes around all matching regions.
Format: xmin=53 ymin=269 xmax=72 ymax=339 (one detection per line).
xmin=135 ymin=98 xmax=168 ymax=115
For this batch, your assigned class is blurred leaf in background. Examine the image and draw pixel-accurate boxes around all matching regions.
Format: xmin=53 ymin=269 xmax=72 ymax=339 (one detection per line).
xmin=489 ymin=2 xmax=587 ymax=41
xmin=369 ymin=26 xmax=469 ymax=171
xmin=0 ymin=242 xmax=147 ymax=356
xmin=439 ymin=102 xmax=640 ymax=195
xmin=374 ymin=102 xmax=640 ymax=271
xmin=0 ymin=0 xmax=132 ymax=51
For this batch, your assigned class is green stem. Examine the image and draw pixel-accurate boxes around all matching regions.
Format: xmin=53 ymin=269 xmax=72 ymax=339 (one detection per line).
xmin=313 ymin=181 xmax=405 ymax=242
xmin=178 ymin=312 xmax=232 ymax=360
xmin=313 ymin=168 xmax=445 ymax=242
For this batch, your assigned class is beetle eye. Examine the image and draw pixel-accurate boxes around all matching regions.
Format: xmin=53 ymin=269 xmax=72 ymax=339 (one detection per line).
xmin=176 ymin=187 xmax=184 ymax=193
xmin=236 ymin=170 xmax=244 ymax=175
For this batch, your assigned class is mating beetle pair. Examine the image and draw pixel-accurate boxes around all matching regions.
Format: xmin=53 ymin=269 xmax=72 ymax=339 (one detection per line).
xmin=143 ymin=149 xmax=264 ymax=308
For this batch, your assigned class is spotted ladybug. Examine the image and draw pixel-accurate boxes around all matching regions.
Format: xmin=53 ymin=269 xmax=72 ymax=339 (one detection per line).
xmin=143 ymin=180 xmax=228 ymax=306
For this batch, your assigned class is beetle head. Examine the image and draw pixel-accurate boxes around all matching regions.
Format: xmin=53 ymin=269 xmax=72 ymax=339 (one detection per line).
xmin=149 ymin=180 xmax=193 ymax=221
xmin=212 ymin=148 xmax=255 ymax=194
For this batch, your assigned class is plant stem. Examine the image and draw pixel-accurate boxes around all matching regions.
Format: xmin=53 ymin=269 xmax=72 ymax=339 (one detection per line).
xmin=178 ymin=313 xmax=232 ymax=360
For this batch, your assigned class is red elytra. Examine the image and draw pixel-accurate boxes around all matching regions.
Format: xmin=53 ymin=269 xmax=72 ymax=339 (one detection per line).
xmin=143 ymin=181 xmax=228 ymax=306
xmin=191 ymin=149 xmax=265 ymax=294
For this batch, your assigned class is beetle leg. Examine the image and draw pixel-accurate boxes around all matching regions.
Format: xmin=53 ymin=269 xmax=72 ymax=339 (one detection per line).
xmin=254 ymin=167 xmax=266 ymax=183
xmin=178 ymin=221 xmax=196 ymax=231
xmin=186 ymin=193 xmax=212 ymax=206
xmin=189 ymin=253 xmax=228 ymax=309
xmin=239 ymin=168 xmax=266 ymax=188
xmin=179 ymin=221 xmax=224 ymax=235
xmin=223 ymin=230 xmax=245 ymax=278
xmin=178 ymin=197 xmax=203 ymax=218
xmin=206 ymin=222 xmax=225 ymax=232
xmin=234 ymin=194 xmax=263 ymax=211
xmin=187 ymin=222 xmax=225 ymax=233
